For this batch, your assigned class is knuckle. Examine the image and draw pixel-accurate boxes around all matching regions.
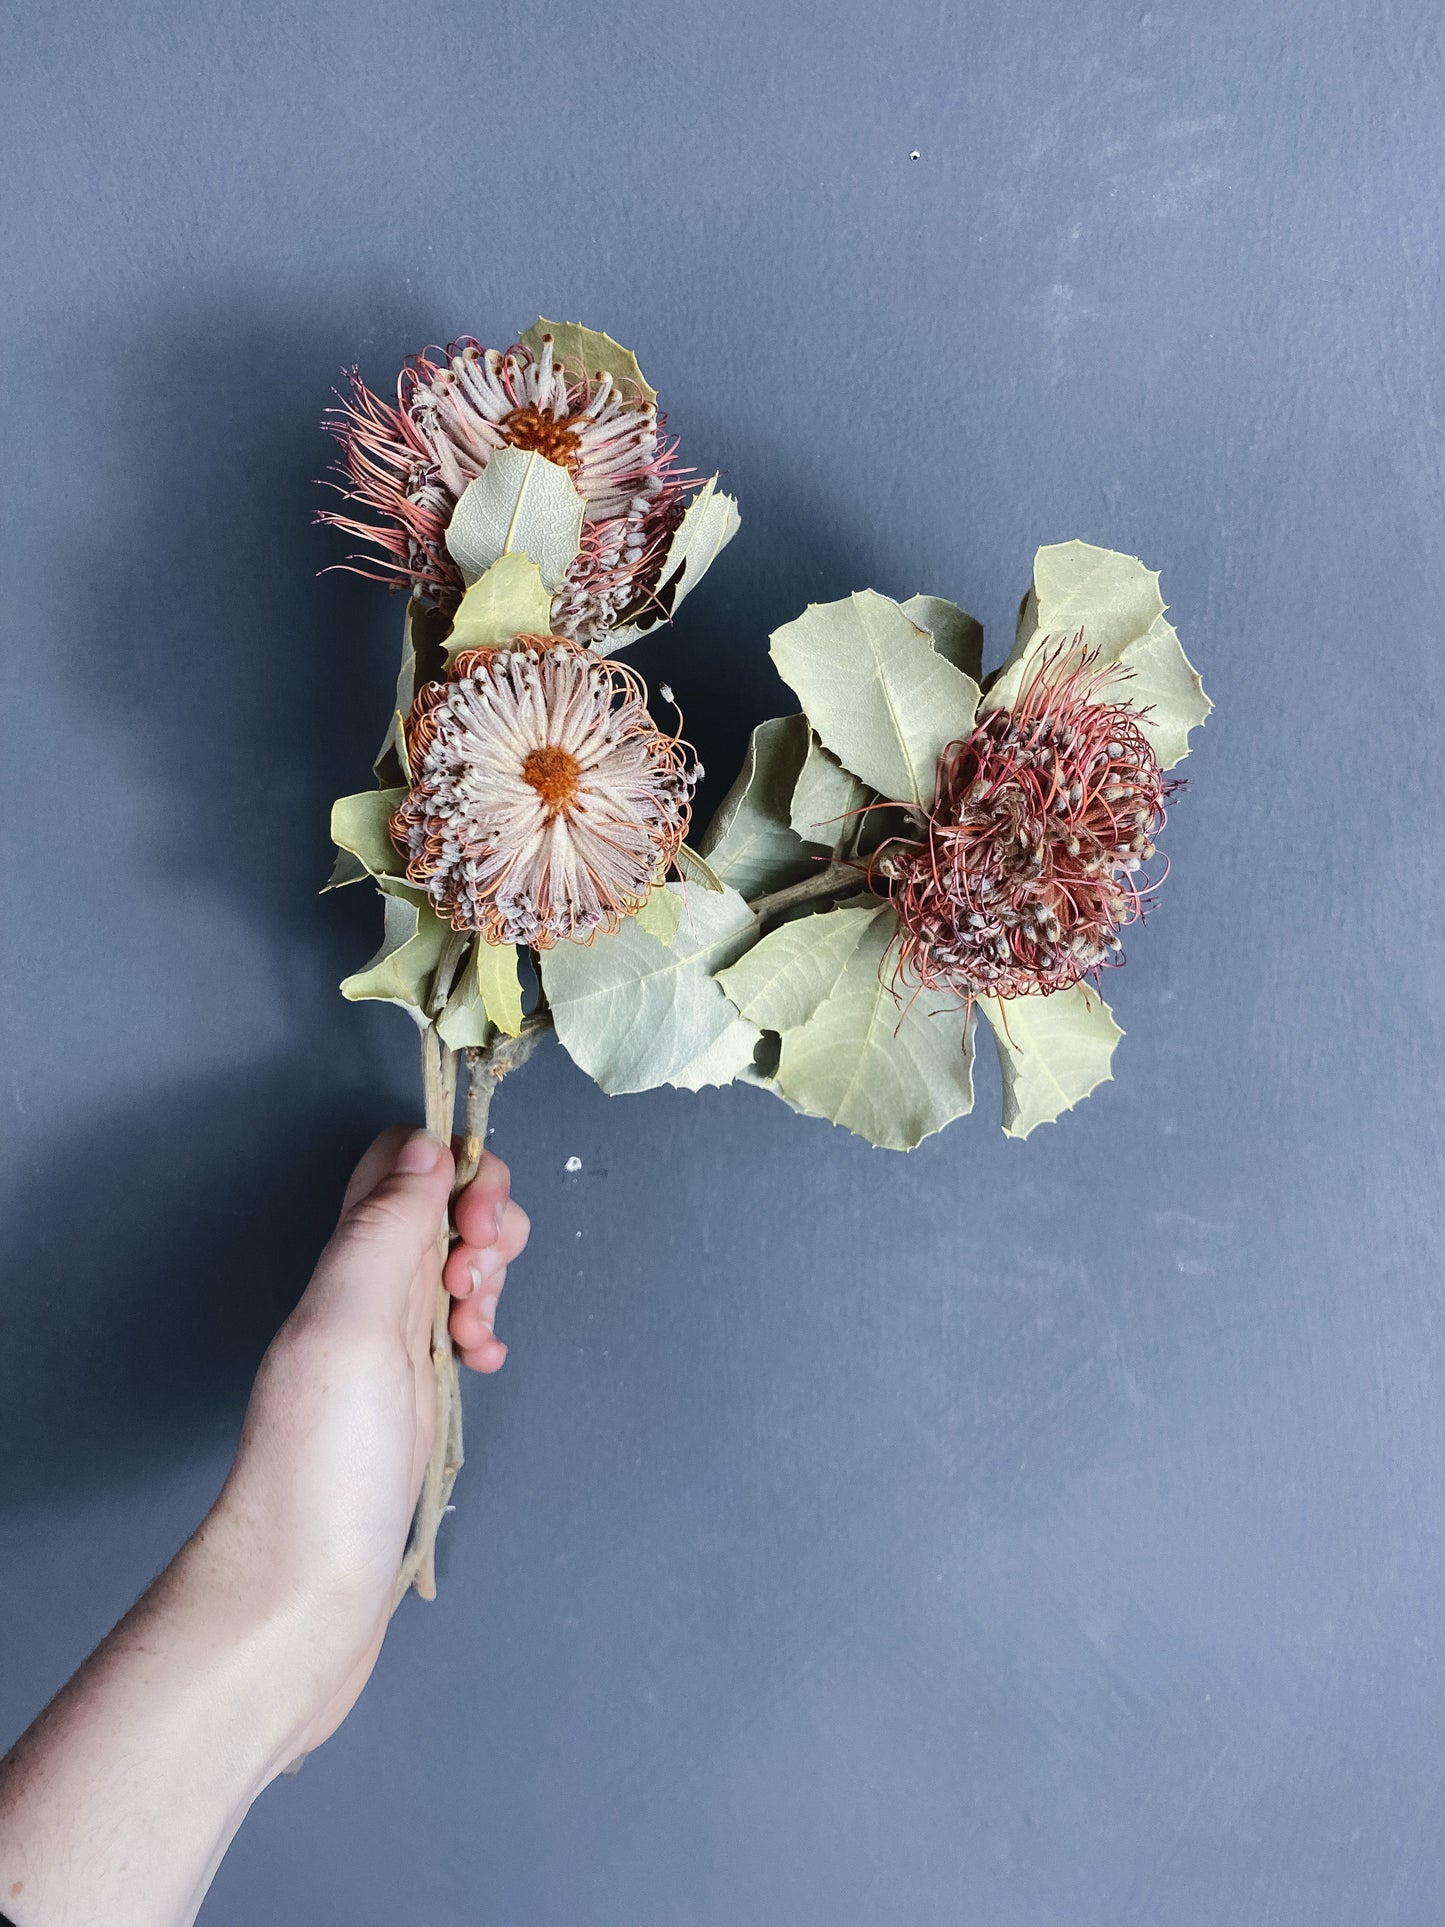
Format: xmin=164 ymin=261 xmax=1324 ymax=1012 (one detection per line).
xmin=343 ymin=1182 xmax=428 ymax=1248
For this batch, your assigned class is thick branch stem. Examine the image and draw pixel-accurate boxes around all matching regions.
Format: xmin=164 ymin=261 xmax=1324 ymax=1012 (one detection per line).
xmin=747 ymin=862 xmax=860 ymax=928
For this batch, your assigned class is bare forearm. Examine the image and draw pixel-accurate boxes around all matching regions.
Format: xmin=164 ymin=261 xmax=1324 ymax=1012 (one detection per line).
xmin=0 ymin=1513 xmax=309 ymax=1927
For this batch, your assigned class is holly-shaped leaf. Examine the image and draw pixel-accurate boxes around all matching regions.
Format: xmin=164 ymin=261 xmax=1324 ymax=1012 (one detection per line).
xmin=770 ymin=591 xmax=981 ymax=809
xmin=699 ymin=713 xmax=817 ymax=898
xmin=519 ymin=319 xmax=657 ymax=407
xmin=983 ymin=541 xmax=1210 ymax=770
xmin=340 ymin=891 xmax=452 ymax=1026
xmin=668 ymin=1017 xmax=762 ymax=1091
xmin=444 ymin=446 xmax=585 ymax=593
xmin=541 ymin=884 xmax=761 ymax=1094
xmin=755 ymin=908 xmax=976 ymax=1150
xmin=324 ymin=848 xmax=370 ymax=893
xmin=977 ymin=983 xmax=1123 ymax=1139
xmin=901 ymin=593 xmax=984 ymax=683
xmin=443 ymin=553 xmax=554 ymax=662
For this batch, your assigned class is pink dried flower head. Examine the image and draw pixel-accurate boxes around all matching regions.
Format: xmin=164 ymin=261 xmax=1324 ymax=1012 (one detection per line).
xmin=392 ymin=638 xmax=700 ymax=948
xmin=320 ymin=334 xmax=690 ymax=643
xmin=874 ymin=641 xmax=1177 ymax=1001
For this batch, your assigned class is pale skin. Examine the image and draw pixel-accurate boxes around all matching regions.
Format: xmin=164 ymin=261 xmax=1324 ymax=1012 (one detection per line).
xmin=0 ymin=1126 xmax=530 ymax=1927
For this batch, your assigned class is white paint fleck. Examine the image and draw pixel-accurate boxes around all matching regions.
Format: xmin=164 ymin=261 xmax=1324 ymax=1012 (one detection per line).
xmin=564 ymin=1154 xmax=583 ymax=1173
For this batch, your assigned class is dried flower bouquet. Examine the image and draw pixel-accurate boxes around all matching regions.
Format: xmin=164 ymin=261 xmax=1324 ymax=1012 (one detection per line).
xmin=321 ymin=321 xmax=1211 ymax=1599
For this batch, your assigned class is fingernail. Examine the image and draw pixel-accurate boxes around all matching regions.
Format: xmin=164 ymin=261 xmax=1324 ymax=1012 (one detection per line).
xmin=494 ymin=1201 xmax=507 ymax=1239
xmin=479 ymin=1293 xmax=500 ymax=1330
xmin=395 ymin=1129 xmax=444 ymax=1175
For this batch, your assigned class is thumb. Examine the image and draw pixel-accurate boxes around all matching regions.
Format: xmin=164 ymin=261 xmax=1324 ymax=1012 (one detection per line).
xmin=307 ymin=1129 xmax=455 ymax=1322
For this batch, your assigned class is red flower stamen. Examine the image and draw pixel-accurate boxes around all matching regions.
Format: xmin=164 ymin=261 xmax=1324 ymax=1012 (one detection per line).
xmin=873 ymin=640 xmax=1178 ymax=1004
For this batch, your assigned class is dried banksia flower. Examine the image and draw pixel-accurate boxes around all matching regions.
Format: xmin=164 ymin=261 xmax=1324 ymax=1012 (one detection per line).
xmin=320 ymin=333 xmax=690 ymax=644
xmin=874 ymin=642 xmax=1176 ymax=1001
xmin=392 ymin=639 xmax=699 ymax=948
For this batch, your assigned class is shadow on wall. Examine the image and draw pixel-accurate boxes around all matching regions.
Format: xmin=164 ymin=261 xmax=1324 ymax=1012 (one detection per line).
xmin=2 ymin=280 xmax=867 ymax=1514
xmin=0 ymin=1061 xmax=389 ymax=1512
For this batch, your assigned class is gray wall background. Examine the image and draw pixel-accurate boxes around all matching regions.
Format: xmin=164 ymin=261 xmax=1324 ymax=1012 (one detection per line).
xmin=2 ymin=2 xmax=1442 ymax=1922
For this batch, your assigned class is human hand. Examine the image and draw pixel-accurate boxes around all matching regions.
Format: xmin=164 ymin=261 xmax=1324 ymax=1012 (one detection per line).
xmin=0 ymin=1127 xmax=531 ymax=1927
xmin=205 ymin=1126 xmax=532 ymax=1760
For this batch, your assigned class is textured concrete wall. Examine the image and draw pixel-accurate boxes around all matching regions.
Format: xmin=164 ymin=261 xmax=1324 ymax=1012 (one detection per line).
xmin=2 ymin=2 xmax=1442 ymax=1921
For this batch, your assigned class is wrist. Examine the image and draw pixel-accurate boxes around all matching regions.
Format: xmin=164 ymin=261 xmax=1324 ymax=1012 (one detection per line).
xmin=165 ymin=1502 xmax=341 ymax=1784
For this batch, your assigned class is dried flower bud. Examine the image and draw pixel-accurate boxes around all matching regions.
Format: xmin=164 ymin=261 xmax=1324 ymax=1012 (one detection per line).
xmin=392 ymin=638 xmax=699 ymax=948
xmin=874 ymin=643 xmax=1177 ymax=1001
xmin=320 ymin=334 xmax=690 ymax=643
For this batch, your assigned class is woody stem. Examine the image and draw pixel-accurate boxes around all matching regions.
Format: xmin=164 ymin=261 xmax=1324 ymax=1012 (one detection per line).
xmin=747 ymin=862 xmax=860 ymax=928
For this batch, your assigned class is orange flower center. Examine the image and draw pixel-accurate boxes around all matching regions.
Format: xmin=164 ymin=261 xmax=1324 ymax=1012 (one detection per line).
xmin=522 ymin=744 xmax=582 ymax=814
xmin=503 ymin=404 xmax=583 ymax=472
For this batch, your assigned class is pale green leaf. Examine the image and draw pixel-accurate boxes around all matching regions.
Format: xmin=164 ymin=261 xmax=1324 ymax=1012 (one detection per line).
xmin=674 ymin=842 xmax=727 ymax=893
xmin=770 ymin=590 xmax=982 ymax=809
xmin=901 ymin=593 xmax=984 ymax=683
xmin=323 ymin=847 xmax=370 ymax=893
xmin=474 ymin=938 xmax=524 ymax=1038
xmin=340 ymin=893 xmax=451 ymax=1026
xmin=519 ymin=318 xmax=657 ymax=407
xmin=438 ymin=937 xmax=524 ymax=1045
xmin=634 ymin=883 xmax=683 ymax=946
xmin=698 ymin=714 xmax=816 ymax=897
xmin=435 ymin=945 xmax=493 ymax=1051
xmin=541 ymin=883 xmax=760 ymax=1094
xmin=767 ymin=910 xmax=976 ymax=1150
xmin=978 ymin=983 xmax=1123 ymax=1139
xmin=444 ymin=553 xmax=553 ymax=661
xmin=329 ymin=789 xmax=407 ymax=882
xmin=716 ymin=903 xmax=880 ymax=1032
xmin=1017 ymin=540 xmax=1166 ymax=660
xmin=1109 ymin=613 xmax=1212 ymax=769
xmin=789 ymin=734 xmax=873 ymax=851
xmin=444 ymin=446 xmax=585 ymax=592
xmin=597 ymin=476 xmax=742 ymax=653
xmin=654 ymin=476 xmax=740 ymax=618
xmin=983 ymin=540 xmax=1210 ymax=770
xmin=667 ymin=1016 xmax=762 ymax=1091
